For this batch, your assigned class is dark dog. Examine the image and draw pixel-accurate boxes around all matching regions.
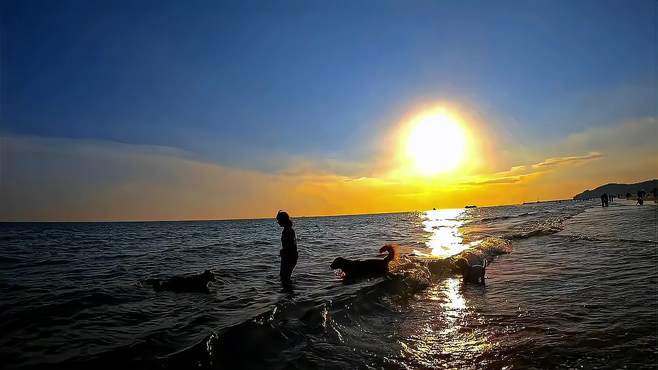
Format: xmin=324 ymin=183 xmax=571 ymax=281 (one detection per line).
xmin=454 ymin=257 xmax=486 ymax=285
xmin=330 ymin=244 xmax=397 ymax=280
xmin=151 ymin=270 xmax=216 ymax=293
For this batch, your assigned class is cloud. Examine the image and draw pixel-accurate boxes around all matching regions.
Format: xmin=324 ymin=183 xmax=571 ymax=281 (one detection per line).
xmin=461 ymin=151 xmax=603 ymax=187
xmin=461 ymin=117 xmax=657 ymax=199
xmin=461 ymin=176 xmax=525 ymax=186
xmin=530 ymin=152 xmax=603 ymax=169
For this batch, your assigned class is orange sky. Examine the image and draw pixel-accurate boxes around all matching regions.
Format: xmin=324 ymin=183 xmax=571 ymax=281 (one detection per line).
xmin=2 ymin=110 xmax=656 ymax=221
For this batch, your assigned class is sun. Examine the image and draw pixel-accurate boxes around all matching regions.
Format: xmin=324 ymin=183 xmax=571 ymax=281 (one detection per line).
xmin=405 ymin=109 xmax=468 ymax=175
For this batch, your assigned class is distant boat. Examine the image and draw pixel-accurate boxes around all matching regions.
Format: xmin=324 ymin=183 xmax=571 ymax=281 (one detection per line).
xmin=464 ymin=205 xmax=477 ymax=208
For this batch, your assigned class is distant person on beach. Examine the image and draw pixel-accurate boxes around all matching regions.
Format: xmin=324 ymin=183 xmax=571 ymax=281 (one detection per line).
xmin=637 ymin=190 xmax=645 ymax=206
xmin=601 ymin=193 xmax=609 ymax=207
xmin=276 ymin=210 xmax=298 ymax=285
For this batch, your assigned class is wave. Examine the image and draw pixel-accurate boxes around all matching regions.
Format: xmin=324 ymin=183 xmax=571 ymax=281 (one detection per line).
xmin=160 ymin=238 xmax=511 ymax=369
xmin=479 ymin=211 xmax=539 ymax=223
xmin=1 ymin=290 xmax=132 ymax=335
xmin=502 ymin=210 xmax=579 ymax=240
xmin=506 ymin=227 xmax=563 ymax=240
xmin=479 ymin=215 xmax=514 ymax=222
xmin=562 ymin=234 xmax=658 ymax=245
xmin=423 ymin=237 xmax=513 ymax=275
xmin=156 ymin=238 xmax=514 ymax=368
xmin=160 ymin=268 xmax=433 ymax=369
xmin=17 ymin=258 xmax=72 ymax=268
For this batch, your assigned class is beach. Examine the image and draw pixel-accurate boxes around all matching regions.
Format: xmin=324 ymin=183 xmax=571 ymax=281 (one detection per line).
xmin=1 ymin=199 xmax=656 ymax=369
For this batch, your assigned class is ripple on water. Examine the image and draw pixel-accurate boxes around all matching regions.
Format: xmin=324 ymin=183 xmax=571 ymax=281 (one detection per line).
xmin=1 ymin=201 xmax=656 ymax=369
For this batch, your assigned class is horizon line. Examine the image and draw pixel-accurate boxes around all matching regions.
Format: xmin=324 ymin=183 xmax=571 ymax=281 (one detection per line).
xmin=0 ymin=198 xmax=580 ymax=223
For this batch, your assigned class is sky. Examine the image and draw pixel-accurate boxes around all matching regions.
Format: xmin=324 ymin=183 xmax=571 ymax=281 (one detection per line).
xmin=1 ymin=0 xmax=657 ymax=221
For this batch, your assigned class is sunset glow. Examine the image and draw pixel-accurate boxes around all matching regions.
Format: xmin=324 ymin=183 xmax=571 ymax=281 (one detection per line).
xmin=404 ymin=109 xmax=469 ymax=176
xmin=1 ymin=1 xmax=656 ymax=222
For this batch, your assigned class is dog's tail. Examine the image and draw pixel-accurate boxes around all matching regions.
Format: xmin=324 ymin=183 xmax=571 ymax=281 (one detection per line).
xmin=379 ymin=244 xmax=398 ymax=262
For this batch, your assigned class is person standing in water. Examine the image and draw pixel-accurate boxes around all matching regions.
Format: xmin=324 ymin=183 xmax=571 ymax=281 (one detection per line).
xmin=276 ymin=210 xmax=298 ymax=285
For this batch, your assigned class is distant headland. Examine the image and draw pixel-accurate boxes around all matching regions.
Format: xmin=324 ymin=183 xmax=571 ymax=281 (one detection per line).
xmin=573 ymin=179 xmax=657 ymax=200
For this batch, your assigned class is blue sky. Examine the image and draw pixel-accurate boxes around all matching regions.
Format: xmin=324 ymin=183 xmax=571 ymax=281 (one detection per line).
xmin=3 ymin=0 xmax=656 ymax=171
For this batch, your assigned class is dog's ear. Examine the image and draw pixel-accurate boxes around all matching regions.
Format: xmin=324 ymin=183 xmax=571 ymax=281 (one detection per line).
xmin=204 ymin=270 xmax=216 ymax=281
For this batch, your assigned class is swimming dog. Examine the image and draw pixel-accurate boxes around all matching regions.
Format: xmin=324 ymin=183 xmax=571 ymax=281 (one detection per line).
xmin=330 ymin=244 xmax=397 ymax=280
xmin=454 ymin=257 xmax=487 ymax=285
xmin=151 ymin=270 xmax=216 ymax=293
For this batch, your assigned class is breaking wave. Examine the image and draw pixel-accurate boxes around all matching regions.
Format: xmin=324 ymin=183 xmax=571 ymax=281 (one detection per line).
xmin=159 ymin=237 xmax=513 ymax=369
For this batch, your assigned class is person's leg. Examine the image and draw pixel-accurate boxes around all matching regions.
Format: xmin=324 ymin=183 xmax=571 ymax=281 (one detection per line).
xmin=288 ymin=255 xmax=297 ymax=279
xmin=280 ymin=256 xmax=293 ymax=282
xmin=284 ymin=255 xmax=298 ymax=282
xmin=280 ymin=258 xmax=286 ymax=279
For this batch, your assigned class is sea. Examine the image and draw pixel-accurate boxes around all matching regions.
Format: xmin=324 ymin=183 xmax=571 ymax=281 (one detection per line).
xmin=1 ymin=199 xmax=656 ymax=369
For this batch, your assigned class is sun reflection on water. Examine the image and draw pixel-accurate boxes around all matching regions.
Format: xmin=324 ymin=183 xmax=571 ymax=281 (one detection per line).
xmin=438 ymin=277 xmax=491 ymax=357
xmin=422 ymin=209 xmax=469 ymax=258
xmin=441 ymin=277 xmax=466 ymax=312
xmin=396 ymin=210 xmax=498 ymax=365
xmin=399 ymin=277 xmax=494 ymax=366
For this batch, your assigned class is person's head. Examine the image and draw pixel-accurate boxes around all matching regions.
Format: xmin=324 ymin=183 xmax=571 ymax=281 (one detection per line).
xmin=276 ymin=210 xmax=293 ymax=228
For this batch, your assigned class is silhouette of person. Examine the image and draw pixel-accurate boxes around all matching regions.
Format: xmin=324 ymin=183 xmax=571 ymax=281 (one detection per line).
xmin=637 ymin=190 xmax=645 ymax=206
xmin=276 ymin=210 xmax=298 ymax=286
xmin=601 ymin=193 xmax=609 ymax=207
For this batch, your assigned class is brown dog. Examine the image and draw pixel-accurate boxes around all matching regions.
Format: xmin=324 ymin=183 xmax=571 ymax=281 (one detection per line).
xmin=330 ymin=244 xmax=397 ymax=280
xmin=454 ymin=257 xmax=487 ymax=285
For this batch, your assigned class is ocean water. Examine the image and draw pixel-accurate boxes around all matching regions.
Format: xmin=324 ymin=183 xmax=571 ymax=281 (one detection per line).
xmin=1 ymin=200 xmax=656 ymax=369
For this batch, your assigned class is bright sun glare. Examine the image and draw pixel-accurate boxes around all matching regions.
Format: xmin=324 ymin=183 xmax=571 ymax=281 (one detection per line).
xmin=405 ymin=109 xmax=468 ymax=175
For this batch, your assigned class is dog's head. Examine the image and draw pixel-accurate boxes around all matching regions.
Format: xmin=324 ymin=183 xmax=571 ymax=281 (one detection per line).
xmin=201 ymin=269 xmax=216 ymax=282
xmin=454 ymin=258 xmax=470 ymax=272
xmin=330 ymin=257 xmax=348 ymax=270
